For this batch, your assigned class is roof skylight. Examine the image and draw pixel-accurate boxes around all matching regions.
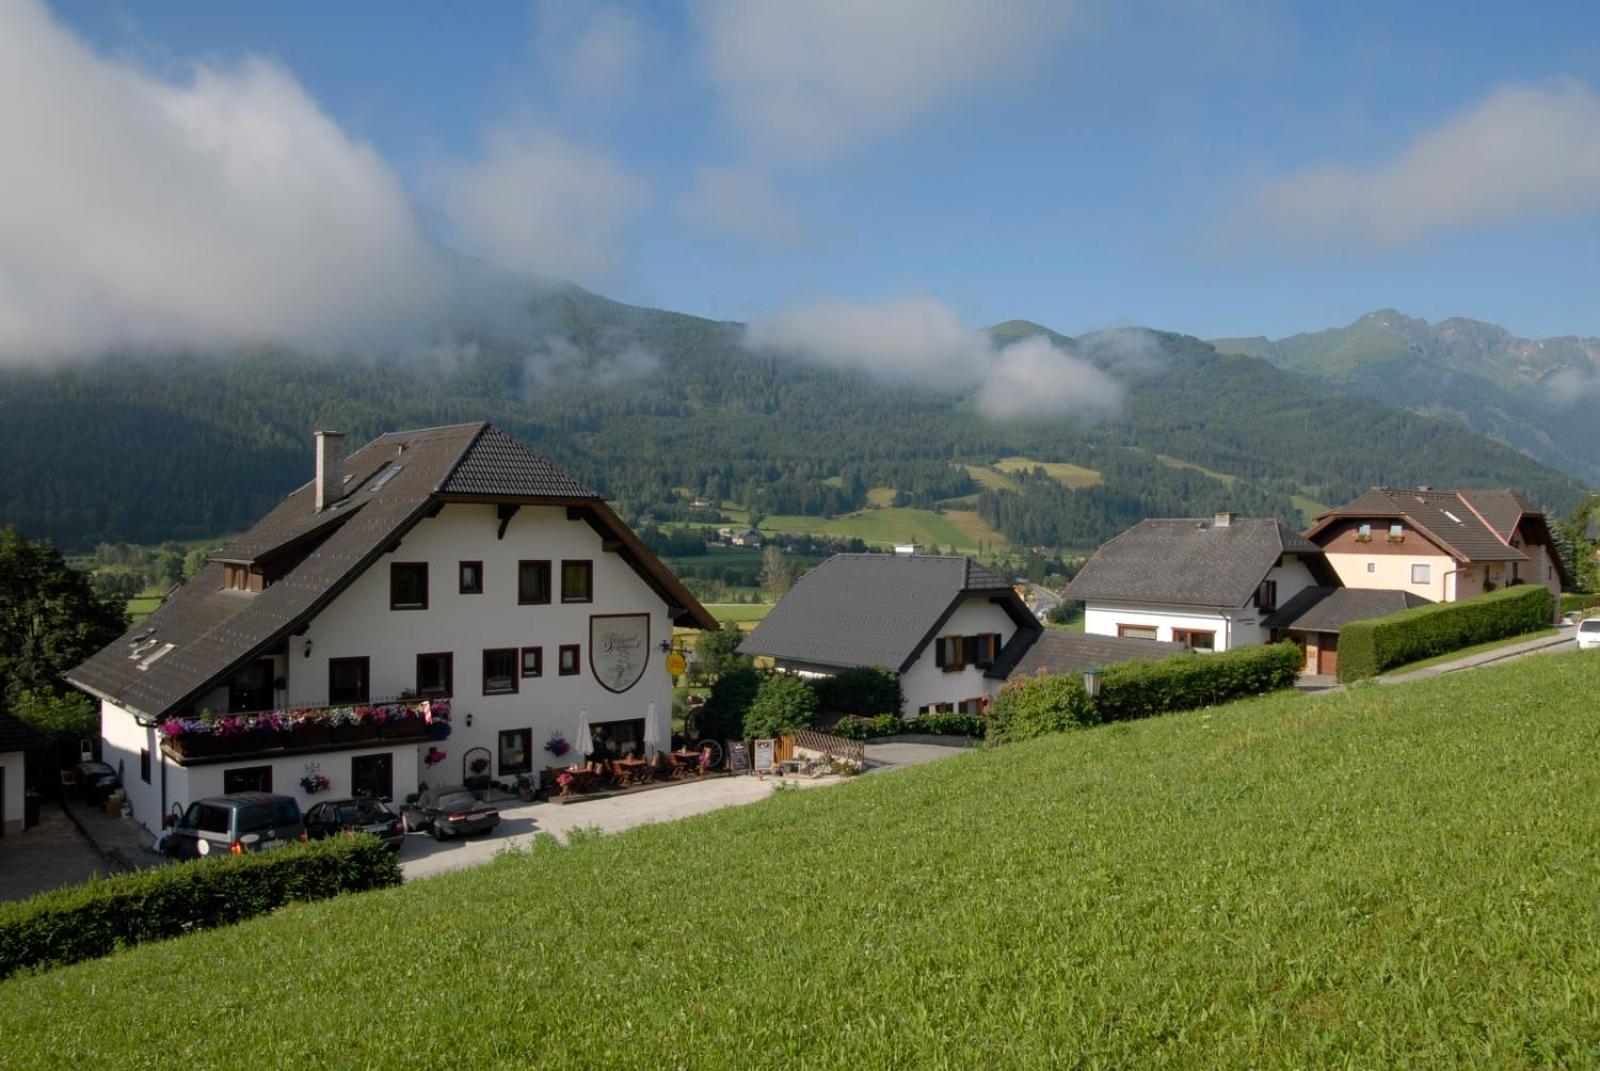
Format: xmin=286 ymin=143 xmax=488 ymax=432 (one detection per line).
xmin=368 ymin=464 xmax=404 ymax=492
xmin=138 ymin=643 xmax=176 ymax=670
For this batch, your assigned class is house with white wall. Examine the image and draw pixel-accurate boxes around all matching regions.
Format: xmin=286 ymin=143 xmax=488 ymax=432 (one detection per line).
xmin=738 ymin=553 xmax=1042 ymax=715
xmin=0 ymin=712 xmax=50 ymax=837
xmin=1305 ymin=488 xmax=1566 ymax=608
xmin=1061 ymin=514 xmax=1337 ymax=652
xmin=67 ymin=423 xmax=716 ymax=842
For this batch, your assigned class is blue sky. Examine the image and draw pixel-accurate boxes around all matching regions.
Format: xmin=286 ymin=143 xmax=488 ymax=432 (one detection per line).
xmin=19 ymin=0 xmax=1600 ymax=350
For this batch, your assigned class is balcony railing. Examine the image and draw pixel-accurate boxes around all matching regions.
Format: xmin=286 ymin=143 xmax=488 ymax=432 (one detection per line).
xmin=158 ymin=696 xmax=452 ymax=761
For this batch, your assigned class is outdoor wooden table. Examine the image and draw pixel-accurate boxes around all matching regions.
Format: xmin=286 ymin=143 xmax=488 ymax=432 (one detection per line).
xmin=670 ymin=751 xmax=699 ymax=778
xmin=615 ymin=757 xmax=648 ymax=785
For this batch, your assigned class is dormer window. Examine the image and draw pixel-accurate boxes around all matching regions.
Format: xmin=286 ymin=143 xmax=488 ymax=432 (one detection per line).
xmin=1388 ymin=523 xmax=1404 ymax=541
xmin=1356 ymin=523 xmax=1373 ymax=542
xmin=223 ymin=563 xmax=263 ymax=592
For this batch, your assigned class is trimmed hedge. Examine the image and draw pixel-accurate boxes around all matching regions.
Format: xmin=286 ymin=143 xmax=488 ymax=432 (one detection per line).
xmin=989 ymin=642 xmax=1303 ymax=745
xmin=1337 ymin=584 xmax=1555 ymax=682
xmin=0 ymin=834 xmax=401 ymax=980
xmin=1560 ymin=592 xmax=1600 ymax=615
xmin=813 ymin=666 xmax=903 ymax=718
xmin=830 ymin=710 xmax=986 ymax=740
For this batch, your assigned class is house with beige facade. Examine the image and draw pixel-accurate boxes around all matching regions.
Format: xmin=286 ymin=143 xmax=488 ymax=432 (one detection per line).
xmin=1304 ymin=488 xmax=1566 ymax=608
xmin=67 ymin=423 xmax=715 ymax=842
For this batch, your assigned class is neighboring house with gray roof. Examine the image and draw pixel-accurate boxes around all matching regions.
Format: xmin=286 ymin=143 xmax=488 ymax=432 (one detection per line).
xmin=1061 ymin=513 xmax=1338 ymax=652
xmin=739 ymin=553 xmax=1042 ymax=716
xmin=1305 ymin=487 xmax=1566 ymax=609
xmin=1260 ymin=587 xmax=1432 ymax=676
xmin=69 ymin=423 xmax=715 ymax=842
xmin=1011 ymin=631 xmax=1183 ymax=677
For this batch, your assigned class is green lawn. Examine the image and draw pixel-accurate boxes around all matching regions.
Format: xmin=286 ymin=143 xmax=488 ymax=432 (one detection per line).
xmin=703 ymin=602 xmax=771 ymax=624
xmin=125 ymin=595 xmax=163 ymax=624
xmin=1379 ymin=627 xmax=1559 ymax=676
xmin=6 ymin=654 xmax=1600 ymax=1066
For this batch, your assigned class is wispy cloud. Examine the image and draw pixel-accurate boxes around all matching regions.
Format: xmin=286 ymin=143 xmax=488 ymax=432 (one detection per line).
xmin=745 ymin=295 xmax=1125 ymax=420
xmin=431 ymin=123 xmax=649 ymax=284
xmin=678 ymin=165 xmax=810 ymax=247
xmin=534 ymin=2 xmax=647 ymax=106
xmin=693 ymin=0 xmax=1074 ymax=161
xmin=1250 ymin=79 xmax=1600 ymax=248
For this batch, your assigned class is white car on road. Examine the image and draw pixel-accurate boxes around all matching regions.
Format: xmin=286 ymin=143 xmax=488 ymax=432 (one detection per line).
xmin=1578 ymin=618 xmax=1600 ymax=651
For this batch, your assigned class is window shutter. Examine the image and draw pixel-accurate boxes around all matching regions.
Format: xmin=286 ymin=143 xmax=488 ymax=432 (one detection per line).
xmin=960 ymin=636 xmax=976 ymax=667
xmin=934 ymin=638 xmax=947 ymax=668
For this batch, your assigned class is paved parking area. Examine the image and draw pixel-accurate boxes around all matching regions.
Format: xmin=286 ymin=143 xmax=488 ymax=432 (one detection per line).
xmin=402 ymin=738 xmax=973 ymax=881
xmin=0 ymin=803 xmax=113 ymax=902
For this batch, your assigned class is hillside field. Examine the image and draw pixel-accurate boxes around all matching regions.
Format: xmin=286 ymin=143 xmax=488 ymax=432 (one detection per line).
xmin=994 ymin=456 xmax=1103 ymax=488
xmin=4 ymin=654 xmax=1600 ymax=1066
xmin=759 ymin=506 xmax=1009 ymax=554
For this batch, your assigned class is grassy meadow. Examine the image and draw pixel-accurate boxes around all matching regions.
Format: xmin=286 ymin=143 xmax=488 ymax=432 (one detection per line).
xmin=5 ymin=652 xmax=1600 ymax=1066
xmin=760 ymin=506 xmax=1008 ymax=554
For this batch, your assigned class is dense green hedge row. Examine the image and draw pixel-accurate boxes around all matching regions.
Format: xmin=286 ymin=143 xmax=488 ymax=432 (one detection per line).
xmin=988 ymin=643 xmax=1303 ymax=744
xmin=830 ymin=710 xmax=986 ymax=740
xmin=1560 ymin=592 xmax=1600 ymax=615
xmin=1338 ymin=584 xmax=1554 ymax=682
xmin=0 ymin=835 xmax=401 ymax=979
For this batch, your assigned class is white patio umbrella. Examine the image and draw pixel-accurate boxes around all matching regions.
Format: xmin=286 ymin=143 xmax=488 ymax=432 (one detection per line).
xmin=643 ymin=702 xmax=662 ymax=756
xmin=576 ymin=710 xmax=594 ymax=758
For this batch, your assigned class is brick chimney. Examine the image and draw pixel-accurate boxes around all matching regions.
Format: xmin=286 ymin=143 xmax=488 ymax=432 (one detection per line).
xmin=315 ymin=430 xmax=345 ymax=512
xmin=1213 ymin=512 xmax=1234 ymax=528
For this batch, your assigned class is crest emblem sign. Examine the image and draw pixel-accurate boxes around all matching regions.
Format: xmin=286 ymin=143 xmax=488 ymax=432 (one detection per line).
xmin=589 ymin=613 xmax=650 ymax=693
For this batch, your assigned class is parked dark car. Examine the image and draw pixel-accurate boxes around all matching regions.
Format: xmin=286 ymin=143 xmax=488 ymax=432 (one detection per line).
xmin=405 ymin=785 xmax=500 ymax=841
xmin=73 ymin=760 xmax=120 ymax=805
xmin=304 ymin=797 xmax=405 ymax=851
xmin=163 ymin=793 xmax=304 ymax=860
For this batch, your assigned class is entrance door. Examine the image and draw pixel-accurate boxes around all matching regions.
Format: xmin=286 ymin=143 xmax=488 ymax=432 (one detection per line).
xmin=351 ymin=753 xmax=394 ymax=801
xmin=1317 ymin=633 xmax=1339 ymax=675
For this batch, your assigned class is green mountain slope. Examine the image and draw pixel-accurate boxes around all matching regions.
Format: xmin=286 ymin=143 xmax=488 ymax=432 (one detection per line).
xmin=0 ymin=289 xmax=1586 ymax=551
xmin=1213 ymin=309 xmax=1600 ymax=484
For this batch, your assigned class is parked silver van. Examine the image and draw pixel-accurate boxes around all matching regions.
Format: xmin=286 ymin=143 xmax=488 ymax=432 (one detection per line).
xmin=163 ymin=793 xmax=305 ymax=860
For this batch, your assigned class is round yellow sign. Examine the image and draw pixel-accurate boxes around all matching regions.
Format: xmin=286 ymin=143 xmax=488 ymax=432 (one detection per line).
xmin=665 ymin=651 xmax=687 ymax=677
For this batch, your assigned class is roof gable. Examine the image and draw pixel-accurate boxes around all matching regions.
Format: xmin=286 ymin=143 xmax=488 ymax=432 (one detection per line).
xmin=739 ymin=554 xmax=1031 ymax=673
xmin=1308 ymin=488 xmax=1534 ymax=564
xmin=1061 ymin=518 xmax=1324 ymax=609
xmin=68 ymin=423 xmax=704 ymax=719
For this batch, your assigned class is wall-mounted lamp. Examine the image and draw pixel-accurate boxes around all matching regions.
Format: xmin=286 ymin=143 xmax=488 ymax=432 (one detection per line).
xmin=1081 ymin=665 xmax=1103 ymax=699
xmin=657 ymin=639 xmax=674 ymax=653
xmin=302 ymin=638 xmax=314 ymax=659
xmin=465 ymin=713 xmax=474 ymax=728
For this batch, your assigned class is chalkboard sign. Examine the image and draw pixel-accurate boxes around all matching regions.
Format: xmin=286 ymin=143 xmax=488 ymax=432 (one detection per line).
xmin=727 ymin=740 xmax=751 ymax=774
xmin=754 ymin=738 xmax=775 ymax=772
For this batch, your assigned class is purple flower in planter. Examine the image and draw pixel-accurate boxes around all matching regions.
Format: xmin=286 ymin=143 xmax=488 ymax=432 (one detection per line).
xmin=544 ymin=733 xmax=571 ymax=757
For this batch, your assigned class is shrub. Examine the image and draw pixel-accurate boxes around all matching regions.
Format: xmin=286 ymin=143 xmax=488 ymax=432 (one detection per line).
xmin=1338 ymin=585 xmax=1555 ymax=682
xmin=914 ymin=711 xmax=987 ymax=738
xmin=693 ymin=659 xmax=761 ymax=740
xmin=831 ymin=710 xmax=987 ymax=740
xmin=0 ymin=834 xmax=400 ymax=980
xmin=989 ymin=643 xmax=1303 ymax=745
xmin=743 ymin=674 xmax=818 ymax=739
xmin=1095 ymin=643 xmax=1303 ymax=723
xmin=813 ymin=666 xmax=903 ymax=717
xmin=692 ymin=625 xmax=745 ymax=681
xmin=987 ymin=671 xmax=1097 ymax=744
xmin=1560 ymin=592 xmax=1600 ymax=615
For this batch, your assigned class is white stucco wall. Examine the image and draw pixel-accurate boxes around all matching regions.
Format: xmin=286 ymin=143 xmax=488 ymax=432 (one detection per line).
xmin=1083 ymin=603 xmax=1242 ymax=649
xmin=897 ymin=596 xmax=1020 ymax=714
xmin=107 ymin=501 xmax=687 ymax=839
xmin=0 ymin=750 xmax=25 ymax=835
xmin=288 ymin=502 xmax=675 ymax=778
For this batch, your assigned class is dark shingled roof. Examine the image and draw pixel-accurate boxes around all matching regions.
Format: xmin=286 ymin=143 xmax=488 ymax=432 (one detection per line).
xmin=0 ymin=710 xmax=53 ymax=754
xmin=1307 ymin=488 xmax=1532 ymax=563
xmin=1011 ymin=631 xmax=1183 ymax=676
xmin=1060 ymin=518 xmax=1326 ymax=609
xmin=738 ymin=554 xmax=1038 ymax=675
xmin=68 ymin=423 xmax=705 ymax=720
xmin=1261 ymin=586 xmax=1432 ymax=633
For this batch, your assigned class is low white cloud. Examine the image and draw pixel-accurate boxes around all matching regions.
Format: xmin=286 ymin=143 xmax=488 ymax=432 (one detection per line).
xmin=692 ymin=0 xmax=1073 ymax=161
xmin=678 ymin=165 xmax=810 ymax=247
xmin=745 ymin=296 xmax=1125 ymax=420
xmin=1252 ymin=79 xmax=1600 ymax=247
xmin=0 ymin=0 xmax=449 ymax=362
xmin=432 ymin=124 xmax=649 ymax=284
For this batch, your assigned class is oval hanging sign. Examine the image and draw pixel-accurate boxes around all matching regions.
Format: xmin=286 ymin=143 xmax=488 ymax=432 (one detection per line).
xmin=665 ymin=651 xmax=687 ymax=677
